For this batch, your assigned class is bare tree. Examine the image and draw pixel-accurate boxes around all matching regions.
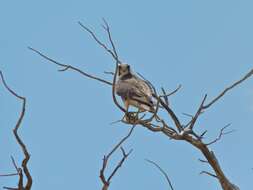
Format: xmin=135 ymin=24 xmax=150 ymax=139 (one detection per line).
xmin=0 ymin=71 xmax=32 ymax=190
xmin=28 ymin=20 xmax=253 ymax=190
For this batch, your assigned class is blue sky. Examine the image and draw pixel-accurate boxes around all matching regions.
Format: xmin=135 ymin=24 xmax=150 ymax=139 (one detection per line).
xmin=1 ymin=0 xmax=253 ymax=189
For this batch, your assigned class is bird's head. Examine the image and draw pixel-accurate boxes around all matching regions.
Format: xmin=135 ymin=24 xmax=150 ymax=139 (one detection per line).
xmin=118 ymin=63 xmax=132 ymax=78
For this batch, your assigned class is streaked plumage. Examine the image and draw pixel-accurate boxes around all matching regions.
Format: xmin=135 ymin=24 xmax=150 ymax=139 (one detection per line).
xmin=115 ymin=64 xmax=155 ymax=112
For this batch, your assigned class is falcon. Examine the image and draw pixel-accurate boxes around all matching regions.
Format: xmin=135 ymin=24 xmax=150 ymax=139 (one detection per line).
xmin=115 ymin=63 xmax=155 ymax=112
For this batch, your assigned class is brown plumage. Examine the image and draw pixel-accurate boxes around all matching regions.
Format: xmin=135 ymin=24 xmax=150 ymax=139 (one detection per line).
xmin=115 ymin=64 xmax=155 ymax=112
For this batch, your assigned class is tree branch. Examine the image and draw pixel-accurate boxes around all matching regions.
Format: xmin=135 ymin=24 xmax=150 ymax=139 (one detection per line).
xmin=203 ymin=69 xmax=253 ymax=109
xmin=100 ymin=125 xmax=135 ymax=190
xmin=205 ymin=124 xmax=235 ymax=146
xmin=107 ymin=147 xmax=132 ymax=182
xmin=200 ymin=171 xmax=218 ymax=179
xmin=188 ymin=94 xmax=207 ymax=130
xmin=28 ymin=47 xmax=112 ymax=86
xmin=0 ymin=71 xmax=32 ymax=190
xmin=101 ymin=18 xmax=119 ymax=60
xmin=78 ymin=21 xmax=118 ymax=62
xmin=145 ymin=159 xmax=174 ymax=190
xmin=79 ymin=20 xmax=125 ymax=113
xmin=0 ymin=173 xmax=18 ymax=177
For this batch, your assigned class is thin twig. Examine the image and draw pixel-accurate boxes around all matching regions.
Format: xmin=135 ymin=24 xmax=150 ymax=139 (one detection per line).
xmin=0 ymin=173 xmax=18 ymax=177
xmin=102 ymin=18 xmax=119 ymax=60
xmin=200 ymin=130 xmax=208 ymax=138
xmin=161 ymin=85 xmax=182 ymax=98
xmin=78 ymin=21 xmax=118 ymax=62
xmin=198 ymin=158 xmax=209 ymax=164
xmin=205 ymin=124 xmax=235 ymax=146
xmin=0 ymin=156 xmax=21 ymax=177
xmin=107 ymin=125 xmax=135 ymax=158
xmin=145 ymin=159 xmax=174 ymax=190
xmin=11 ymin=156 xmax=19 ymax=172
xmin=28 ymin=47 xmax=112 ymax=86
xmin=200 ymin=171 xmax=218 ymax=179
xmin=104 ymin=71 xmax=114 ymax=75
xmin=3 ymin=187 xmax=18 ymax=190
xmin=203 ymin=69 xmax=253 ymax=109
xmin=182 ymin=113 xmax=194 ymax=118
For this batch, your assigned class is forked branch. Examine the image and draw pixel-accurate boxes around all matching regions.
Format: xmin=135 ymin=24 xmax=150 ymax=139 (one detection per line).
xmin=205 ymin=124 xmax=235 ymax=146
xmin=78 ymin=21 xmax=118 ymax=62
xmin=28 ymin=47 xmax=112 ymax=86
xmin=100 ymin=125 xmax=135 ymax=190
xmin=78 ymin=20 xmax=125 ymax=113
xmin=0 ymin=71 xmax=32 ymax=190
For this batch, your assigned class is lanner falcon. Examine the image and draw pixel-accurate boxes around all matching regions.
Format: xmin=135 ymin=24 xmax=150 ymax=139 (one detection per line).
xmin=115 ymin=63 xmax=155 ymax=112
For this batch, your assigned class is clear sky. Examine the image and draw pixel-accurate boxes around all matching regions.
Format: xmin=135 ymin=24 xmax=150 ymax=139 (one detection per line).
xmin=1 ymin=0 xmax=253 ymax=189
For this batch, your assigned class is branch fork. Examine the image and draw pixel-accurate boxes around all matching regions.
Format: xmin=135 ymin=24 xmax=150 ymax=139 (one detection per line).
xmin=0 ymin=71 xmax=32 ymax=190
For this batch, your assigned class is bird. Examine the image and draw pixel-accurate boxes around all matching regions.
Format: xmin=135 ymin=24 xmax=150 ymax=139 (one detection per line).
xmin=115 ymin=63 xmax=155 ymax=112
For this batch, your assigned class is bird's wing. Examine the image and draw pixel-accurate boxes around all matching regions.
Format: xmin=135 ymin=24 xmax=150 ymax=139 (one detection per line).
xmin=116 ymin=77 xmax=154 ymax=107
xmin=132 ymin=75 xmax=153 ymax=97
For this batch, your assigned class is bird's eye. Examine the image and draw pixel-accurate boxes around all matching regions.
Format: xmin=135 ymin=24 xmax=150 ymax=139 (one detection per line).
xmin=127 ymin=65 xmax=130 ymax=70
